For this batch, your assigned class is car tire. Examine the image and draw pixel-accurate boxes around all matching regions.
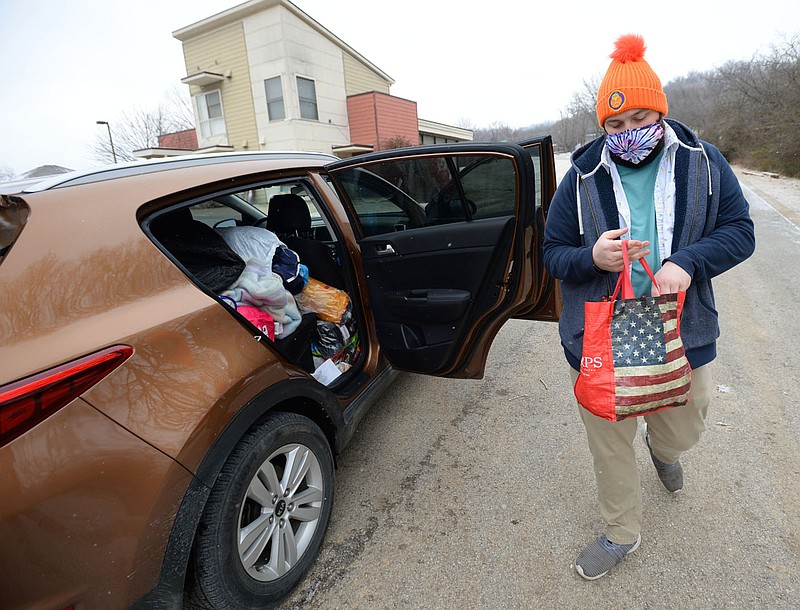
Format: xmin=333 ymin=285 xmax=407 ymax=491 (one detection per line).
xmin=188 ymin=411 xmax=334 ymax=609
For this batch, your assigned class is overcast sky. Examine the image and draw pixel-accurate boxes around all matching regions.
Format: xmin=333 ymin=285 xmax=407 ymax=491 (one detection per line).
xmin=1 ymin=0 xmax=797 ymax=174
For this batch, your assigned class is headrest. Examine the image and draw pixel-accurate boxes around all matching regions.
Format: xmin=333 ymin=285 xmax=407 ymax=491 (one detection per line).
xmin=150 ymin=207 xmax=195 ymax=239
xmin=266 ymin=194 xmax=311 ymax=235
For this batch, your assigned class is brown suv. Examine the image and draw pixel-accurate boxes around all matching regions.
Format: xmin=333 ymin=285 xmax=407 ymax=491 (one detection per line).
xmin=0 ymin=141 xmax=559 ymax=610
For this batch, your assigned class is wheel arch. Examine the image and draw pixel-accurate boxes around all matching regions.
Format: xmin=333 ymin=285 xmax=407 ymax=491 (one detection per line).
xmin=130 ymin=377 xmax=344 ymax=609
xmin=193 ymin=377 xmax=344 ymax=489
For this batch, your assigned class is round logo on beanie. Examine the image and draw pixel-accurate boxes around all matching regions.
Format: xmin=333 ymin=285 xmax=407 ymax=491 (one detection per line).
xmin=608 ymin=90 xmax=625 ymax=111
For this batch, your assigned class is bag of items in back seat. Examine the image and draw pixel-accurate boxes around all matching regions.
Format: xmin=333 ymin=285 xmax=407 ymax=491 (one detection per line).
xmin=295 ymin=278 xmax=350 ymax=323
xmin=217 ymin=226 xmax=305 ymax=294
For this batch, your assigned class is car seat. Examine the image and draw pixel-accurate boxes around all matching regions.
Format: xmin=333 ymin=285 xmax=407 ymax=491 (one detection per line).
xmin=266 ymin=194 xmax=345 ymax=289
xmin=150 ymin=207 xmax=245 ymax=293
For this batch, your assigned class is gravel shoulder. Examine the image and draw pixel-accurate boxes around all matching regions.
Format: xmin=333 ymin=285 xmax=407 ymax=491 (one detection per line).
xmin=732 ymin=166 xmax=800 ymax=227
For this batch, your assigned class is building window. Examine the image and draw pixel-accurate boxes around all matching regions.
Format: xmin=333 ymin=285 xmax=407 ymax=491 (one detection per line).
xmin=196 ymin=91 xmax=225 ymax=137
xmin=264 ymin=76 xmax=285 ymax=121
xmin=297 ymin=76 xmax=318 ymax=120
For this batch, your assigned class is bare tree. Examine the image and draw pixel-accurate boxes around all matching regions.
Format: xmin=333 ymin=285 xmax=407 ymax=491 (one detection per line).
xmin=0 ymin=164 xmax=15 ymax=182
xmin=704 ymin=34 xmax=800 ymax=175
xmin=91 ymin=88 xmax=196 ymax=164
xmin=473 ymin=121 xmax=526 ymax=142
xmin=381 ymin=135 xmax=416 ymax=150
xmin=664 ymin=72 xmax=714 ymax=136
xmin=163 ymin=84 xmax=196 ymax=128
xmin=455 ymin=117 xmax=476 ymax=130
xmin=550 ymin=76 xmax=601 ymax=153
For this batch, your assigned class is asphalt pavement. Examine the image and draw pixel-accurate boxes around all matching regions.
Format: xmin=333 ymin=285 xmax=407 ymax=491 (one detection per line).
xmin=277 ymin=158 xmax=800 ymax=609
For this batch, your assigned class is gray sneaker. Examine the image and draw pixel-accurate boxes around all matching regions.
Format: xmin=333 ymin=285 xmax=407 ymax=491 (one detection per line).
xmin=575 ymin=534 xmax=641 ymax=580
xmin=642 ymin=424 xmax=683 ymax=493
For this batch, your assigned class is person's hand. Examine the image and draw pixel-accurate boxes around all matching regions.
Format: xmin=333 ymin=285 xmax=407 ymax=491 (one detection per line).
xmin=653 ymin=261 xmax=691 ymax=295
xmin=592 ymin=228 xmax=650 ymax=272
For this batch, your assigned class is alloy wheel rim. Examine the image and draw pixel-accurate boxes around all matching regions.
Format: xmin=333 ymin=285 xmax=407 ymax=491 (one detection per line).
xmin=237 ymin=442 xmax=324 ymax=581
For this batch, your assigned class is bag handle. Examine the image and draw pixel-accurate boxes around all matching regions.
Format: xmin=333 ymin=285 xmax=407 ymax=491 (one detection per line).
xmin=612 ymin=239 xmax=661 ymax=299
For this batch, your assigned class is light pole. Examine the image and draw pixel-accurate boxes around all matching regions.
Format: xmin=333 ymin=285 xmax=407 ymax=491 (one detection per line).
xmin=96 ymin=120 xmax=118 ymax=163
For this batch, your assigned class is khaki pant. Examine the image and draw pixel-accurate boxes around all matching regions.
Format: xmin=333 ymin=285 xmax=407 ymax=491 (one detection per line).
xmin=570 ymin=365 xmax=713 ymax=545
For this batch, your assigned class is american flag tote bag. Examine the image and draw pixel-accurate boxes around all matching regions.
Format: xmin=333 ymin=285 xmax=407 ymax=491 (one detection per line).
xmin=574 ymin=241 xmax=692 ymax=422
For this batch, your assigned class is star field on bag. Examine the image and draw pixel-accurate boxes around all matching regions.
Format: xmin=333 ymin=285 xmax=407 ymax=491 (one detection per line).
xmin=611 ymin=299 xmax=668 ymax=367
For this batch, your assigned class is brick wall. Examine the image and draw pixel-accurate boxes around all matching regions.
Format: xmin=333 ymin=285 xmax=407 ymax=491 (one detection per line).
xmin=158 ymin=129 xmax=198 ymax=150
xmin=347 ymin=92 xmax=419 ymax=151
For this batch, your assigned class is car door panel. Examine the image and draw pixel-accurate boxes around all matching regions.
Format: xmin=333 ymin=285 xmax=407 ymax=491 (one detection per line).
xmin=359 ymin=216 xmax=515 ymax=373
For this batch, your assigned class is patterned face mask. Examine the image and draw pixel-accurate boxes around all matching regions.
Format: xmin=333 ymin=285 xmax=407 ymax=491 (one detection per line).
xmin=605 ymin=121 xmax=665 ymax=164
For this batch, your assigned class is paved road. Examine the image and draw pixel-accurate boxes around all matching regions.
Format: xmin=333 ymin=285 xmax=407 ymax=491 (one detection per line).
xmin=277 ymin=165 xmax=800 ymax=609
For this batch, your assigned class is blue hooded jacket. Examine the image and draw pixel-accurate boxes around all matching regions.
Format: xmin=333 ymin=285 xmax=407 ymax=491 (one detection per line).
xmin=543 ymin=119 xmax=755 ymax=371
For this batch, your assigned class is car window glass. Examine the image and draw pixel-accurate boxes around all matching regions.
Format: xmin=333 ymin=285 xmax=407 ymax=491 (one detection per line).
xmin=190 ymin=198 xmax=245 ymax=228
xmin=525 ymin=144 xmax=543 ymax=213
xmin=235 ymin=183 xmax=337 ymax=242
xmin=332 ymin=154 xmax=520 ymax=237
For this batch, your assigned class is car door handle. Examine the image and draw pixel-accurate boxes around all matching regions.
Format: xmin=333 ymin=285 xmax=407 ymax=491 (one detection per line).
xmin=374 ymin=243 xmax=396 ymax=256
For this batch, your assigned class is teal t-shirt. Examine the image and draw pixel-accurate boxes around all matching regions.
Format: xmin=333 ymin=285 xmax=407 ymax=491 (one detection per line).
xmin=617 ymin=151 xmax=663 ymax=297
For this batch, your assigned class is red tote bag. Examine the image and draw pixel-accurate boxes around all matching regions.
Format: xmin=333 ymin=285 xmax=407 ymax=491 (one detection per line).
xmin=574 ymin=240 xmax=692 ymax=422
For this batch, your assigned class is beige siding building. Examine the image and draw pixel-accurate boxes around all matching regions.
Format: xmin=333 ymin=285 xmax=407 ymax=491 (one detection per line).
xmin=171 ymin=0 xmax=470 ymax=158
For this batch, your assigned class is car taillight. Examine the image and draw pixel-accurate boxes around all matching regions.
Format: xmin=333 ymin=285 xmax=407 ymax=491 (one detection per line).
xmin=0 ymin=345 xmax=133 ymax=448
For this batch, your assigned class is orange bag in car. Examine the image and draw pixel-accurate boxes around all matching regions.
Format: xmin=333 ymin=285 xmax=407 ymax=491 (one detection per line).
xmin=295 ymin=278 xmax=350 ymax=323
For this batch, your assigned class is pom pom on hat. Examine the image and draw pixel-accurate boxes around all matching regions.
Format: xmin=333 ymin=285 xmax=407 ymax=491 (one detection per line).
xmin=595 ymin=34 xmax=668 ymax=127
xmin=610 ymin=34 xmax=647 ymax=63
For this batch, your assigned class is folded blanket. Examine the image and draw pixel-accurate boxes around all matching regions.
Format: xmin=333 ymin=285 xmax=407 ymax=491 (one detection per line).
xmin=221 ymin=258 xmax=301 ymax=339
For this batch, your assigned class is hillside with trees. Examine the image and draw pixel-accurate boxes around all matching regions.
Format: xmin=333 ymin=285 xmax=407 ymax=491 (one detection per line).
xmin=475 ymin=34 xmax=800 ymax=177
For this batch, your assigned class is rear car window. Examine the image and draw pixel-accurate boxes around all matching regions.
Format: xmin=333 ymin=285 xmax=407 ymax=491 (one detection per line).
xmin=0 ymin=195 xmax=30 ymax=265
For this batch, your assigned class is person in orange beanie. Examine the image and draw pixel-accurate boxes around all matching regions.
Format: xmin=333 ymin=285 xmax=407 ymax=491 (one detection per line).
xmin=543 ymin=34 xmax=755 ymax=579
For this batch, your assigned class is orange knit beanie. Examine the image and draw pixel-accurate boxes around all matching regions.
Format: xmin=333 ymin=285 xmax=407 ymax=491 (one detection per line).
xmin=595 ymin=34 xmax=668 ymax=126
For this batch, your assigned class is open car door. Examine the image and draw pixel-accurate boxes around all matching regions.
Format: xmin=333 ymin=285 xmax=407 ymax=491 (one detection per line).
xmin=513 ymin=136 xmax=562 ymax=321
xmin=325 ymin=143 xmax=554 ymax=379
